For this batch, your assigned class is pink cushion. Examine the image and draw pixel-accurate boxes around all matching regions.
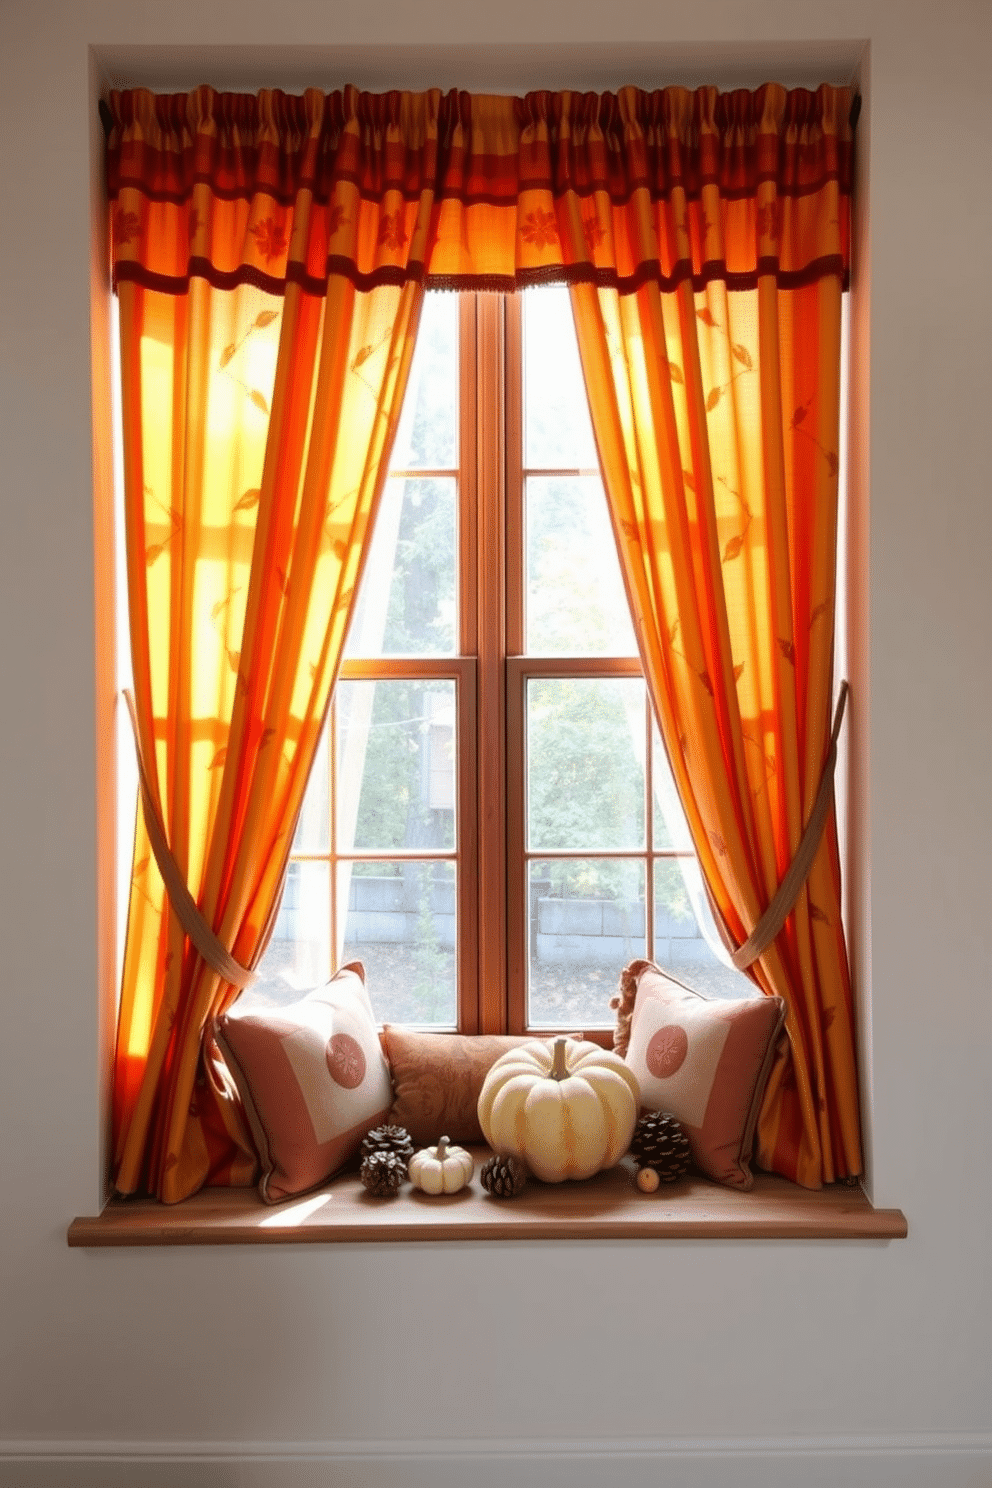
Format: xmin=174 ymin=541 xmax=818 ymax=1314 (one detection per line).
xmin=613 ymin=960 xmax=786 ymax=1190
xmin=215 ymin=962 xmax=392 ymax=1203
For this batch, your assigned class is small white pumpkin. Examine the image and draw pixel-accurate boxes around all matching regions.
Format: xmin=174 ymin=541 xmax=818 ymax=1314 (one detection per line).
xmin=408 ymin=1135 xmax=474 ymax=1195
xmin=477 ymin=1036 xmax=640 ymax=1183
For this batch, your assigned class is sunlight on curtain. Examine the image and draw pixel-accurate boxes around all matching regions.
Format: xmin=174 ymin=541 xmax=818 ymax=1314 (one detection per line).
xmin=106 ymin=81 xmax=859 ymax=1196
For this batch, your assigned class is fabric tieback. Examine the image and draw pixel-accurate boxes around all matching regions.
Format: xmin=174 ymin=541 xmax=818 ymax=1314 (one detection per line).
xmin=122 ymin=690 xmax=255 ymax=989
xmin=731 ymin=681 xmax=849 ymax=972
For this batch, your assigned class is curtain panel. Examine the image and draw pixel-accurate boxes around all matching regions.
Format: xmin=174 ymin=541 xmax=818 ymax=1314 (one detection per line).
xmin=106 ymin=81 xmax=857 ymax=1200
xmin=565 ymin=259 xmax=857 ymax=1188
xmin=108 ymin=88 xmax=429 ymax=1202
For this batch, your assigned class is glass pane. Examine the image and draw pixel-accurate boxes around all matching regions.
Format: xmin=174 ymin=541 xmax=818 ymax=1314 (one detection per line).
xmin=292 ymin=723 xmax=330 ymax=853
xmin=523 ymin=286 xmax=599 ymax=471
xmin=339 ymin=860 xmax=456 ymax=1025
xmin=527 ymin=858 xmax=645 ymax=1028
xmin=651 ymin=718 xmax=695 ymax=852
xmin=654 ymin=858 xmax=759 ymax=1001
xmin=336 ymin=679 xmax=456 ymax=853
xmin=344 ymin=475 xmax=456 ymax=657
xmin=525 ymin=476 xmax=637 ymax=655
xmin=390 ymin=290 xmax=458 ymax=471
xmin=240 ymin=860 xmax=331 ymax=1011
xmin=528 ymin=677 xmax=645 ymax=850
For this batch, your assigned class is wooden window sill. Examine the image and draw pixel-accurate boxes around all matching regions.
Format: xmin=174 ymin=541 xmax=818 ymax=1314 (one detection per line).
xmin=68 ymin=1150 xmax=907 ymax=1246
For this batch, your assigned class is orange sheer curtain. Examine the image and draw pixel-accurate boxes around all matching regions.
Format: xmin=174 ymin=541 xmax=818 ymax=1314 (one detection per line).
xmin=108 ymin=82 xmax=859 ymax=1199
xmin=558 ymin=86 xmax=860 ymax=1186
xmin=109 ymin=89 xmax=431 ymax=1201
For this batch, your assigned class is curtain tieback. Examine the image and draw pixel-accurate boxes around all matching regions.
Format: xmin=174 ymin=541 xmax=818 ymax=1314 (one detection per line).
xmin=122 ymin=690 xmax=256 ymax=990
xmin=731 ymin=681 xmax=849 ymax=972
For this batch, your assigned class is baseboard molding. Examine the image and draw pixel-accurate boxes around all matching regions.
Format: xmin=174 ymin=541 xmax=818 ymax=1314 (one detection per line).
xmin=3 ymin=1433 xmax=991 ymax=1488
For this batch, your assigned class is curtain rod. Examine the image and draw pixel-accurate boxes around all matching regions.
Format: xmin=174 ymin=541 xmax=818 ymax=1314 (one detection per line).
xmin=99 ymin=92 xmax=862 ymax=139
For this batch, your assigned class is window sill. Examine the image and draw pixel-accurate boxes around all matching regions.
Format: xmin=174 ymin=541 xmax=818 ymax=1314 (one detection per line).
xmin=68 ymin=1150 xmax=907 ymax=1246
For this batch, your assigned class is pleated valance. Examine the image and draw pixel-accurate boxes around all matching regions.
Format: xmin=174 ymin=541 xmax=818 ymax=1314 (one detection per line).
xmin=105 ymin=82 xmax=852 ymax=297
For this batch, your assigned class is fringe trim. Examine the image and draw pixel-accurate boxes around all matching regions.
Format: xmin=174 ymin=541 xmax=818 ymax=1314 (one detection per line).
xmin=610 ymin=959 xmax=651 ymax=1057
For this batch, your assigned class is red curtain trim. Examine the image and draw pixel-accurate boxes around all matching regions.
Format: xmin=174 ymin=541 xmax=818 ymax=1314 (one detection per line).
xmin=107 ymin=166 xmax=851 ymax=213
xmin=113 ymin=253 xmax=850 ymax=299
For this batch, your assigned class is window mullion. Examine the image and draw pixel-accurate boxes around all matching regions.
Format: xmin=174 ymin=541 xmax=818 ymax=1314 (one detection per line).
xmin=449 ymin=296 xmax=479 ymax=1031
xmin=474 ymin=293 xmax=509 ymax=1034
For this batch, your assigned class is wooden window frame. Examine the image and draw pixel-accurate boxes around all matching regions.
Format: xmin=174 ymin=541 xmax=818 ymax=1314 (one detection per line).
xmin=278 ymin=296 xmax=483 ymax=1032
xmin=282 ymin=292 xmax=505 ymax=1035
xmin=278 ymin=288 xmax=728 ymax=1042
xmin=333 ymin=655 xmax=480 ymax=1032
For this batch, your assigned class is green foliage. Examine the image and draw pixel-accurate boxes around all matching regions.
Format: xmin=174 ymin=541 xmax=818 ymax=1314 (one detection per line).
xmin=380 ymin=478 xmax=455 ymax=656
xmin=526 ymin=476 xmax=636 ymax=656
xmin=348 ymin=287 xmax=692 ymax=937
xmin=411 ymin=867 xmax=450 ymax=1021
xmin=528 ymin=676 xmax=644 ymax=870
xmin=347 ymin=679 xmax=453 ymax=854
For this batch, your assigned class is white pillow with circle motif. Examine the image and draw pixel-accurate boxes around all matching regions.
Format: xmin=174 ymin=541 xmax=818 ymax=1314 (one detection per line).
xmin=215 ymin=961 xmax=392 ymax=1203
xmin=614 ymin=960 xmax=786 ymax=1190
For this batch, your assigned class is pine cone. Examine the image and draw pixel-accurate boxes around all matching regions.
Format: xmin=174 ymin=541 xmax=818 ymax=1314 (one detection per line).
xmin=629 ymin=1110 xmax=692 ymax=1182
xmin=480 ymin=1154 xmax=528 ymax=1198
xmin=359 ymin=1151 xmax=406 ymax=1197
xmin=359 ymin=1124 xmax=414 ymax=1170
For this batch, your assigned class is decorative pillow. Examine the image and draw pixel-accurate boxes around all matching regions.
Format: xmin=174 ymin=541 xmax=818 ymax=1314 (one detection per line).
xmin=612 ymin=959 xmax=786 ymax=1191
xmin=383 ymin=1029 xmax=582 ymax=1146
xmin=215 ymin=962 xmax=392 ymax=1204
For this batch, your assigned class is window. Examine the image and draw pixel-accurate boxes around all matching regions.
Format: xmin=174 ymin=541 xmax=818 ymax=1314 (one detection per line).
xmin=242 ymin=287 xmax=755 ymax=1035
xmin=84 ymin=81 xmax=897 ymax=1238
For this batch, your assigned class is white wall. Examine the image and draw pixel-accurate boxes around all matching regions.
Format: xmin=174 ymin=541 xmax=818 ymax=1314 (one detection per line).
xmin=1 ymin=2 xmax=990 ymax=1484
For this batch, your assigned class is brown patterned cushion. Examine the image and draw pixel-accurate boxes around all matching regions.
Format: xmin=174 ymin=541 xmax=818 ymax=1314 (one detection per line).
xmin=614 ymin=960 xmax=786 ymax=1190
xmin=383 ymin=1030 xmax=552 ymax=1146
xmin=215 ymin=962 xmax=392 ymax=1204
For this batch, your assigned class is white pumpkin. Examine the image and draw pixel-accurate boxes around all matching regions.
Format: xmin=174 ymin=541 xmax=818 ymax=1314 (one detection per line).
xmin=477 ymin=1036 xmax=640 ymax=1183
xmin=408 ymin=1136 xmax=474 ymax=1195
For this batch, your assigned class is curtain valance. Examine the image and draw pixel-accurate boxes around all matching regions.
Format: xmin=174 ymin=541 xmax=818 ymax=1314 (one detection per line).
xmin=106 ymin=83 xmax=852 ymax=297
